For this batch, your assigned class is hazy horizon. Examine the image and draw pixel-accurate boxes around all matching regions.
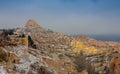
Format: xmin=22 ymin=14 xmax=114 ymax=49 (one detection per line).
xmin=0 ymin=0 xmax=120 ymax=35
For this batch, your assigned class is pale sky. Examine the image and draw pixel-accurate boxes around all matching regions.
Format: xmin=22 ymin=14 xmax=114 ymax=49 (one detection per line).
xmin=0 ymin=0 xmax=120 ymax=35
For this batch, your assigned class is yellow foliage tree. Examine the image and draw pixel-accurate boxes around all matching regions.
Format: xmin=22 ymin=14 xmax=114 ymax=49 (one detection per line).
xmin=21 ymin=38 xmax=28 ymax=47
xmin=71 ymin=41 xmax=86 ymax=54
xmin=88 ymin=46 xmax=97 ymax=54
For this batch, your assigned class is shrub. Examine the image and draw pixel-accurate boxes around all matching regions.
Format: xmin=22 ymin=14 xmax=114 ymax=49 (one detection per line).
xmin=2 ymin=29 xmax=14 ymax=37
xmin=74 ymin=51 xmax=86 ymax=72
xmin=28 ymin=36 xmax=34 ymax=46
xmin=74 ymin=51 xmax=95 ymax=74
xmin=38 ymin=66 xmax=53 ymax=74
xmin=0 ymin=48 xmax=8 ymax=62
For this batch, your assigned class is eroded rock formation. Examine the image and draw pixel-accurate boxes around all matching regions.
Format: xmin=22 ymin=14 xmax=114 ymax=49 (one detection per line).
xmin=25 ymin=19 xmax=40 ymax=28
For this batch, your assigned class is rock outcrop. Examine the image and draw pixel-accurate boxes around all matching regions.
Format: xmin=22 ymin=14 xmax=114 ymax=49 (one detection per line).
xmin=0 ymin=46 xmax=57 ymax=74
xmin=25 ymin=19 xmax=40 ymax=28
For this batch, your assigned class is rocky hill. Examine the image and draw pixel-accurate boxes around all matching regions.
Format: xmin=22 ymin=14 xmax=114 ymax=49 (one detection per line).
xmin=0 ymin=19 xmax=120 ymax=74
xmin=23 ymin=19 xmax=72 ymax=52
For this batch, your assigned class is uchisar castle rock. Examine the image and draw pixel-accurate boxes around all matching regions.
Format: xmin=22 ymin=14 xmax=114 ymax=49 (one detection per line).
xmin=0 ymin=19 xmax=120 ymax=74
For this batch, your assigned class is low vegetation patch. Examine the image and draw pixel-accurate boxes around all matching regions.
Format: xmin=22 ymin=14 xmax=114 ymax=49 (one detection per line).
xmin=0 ymin=48 xmax=8 ymax=62
xmin=74 ymin=51 xmax=95 ymax=74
